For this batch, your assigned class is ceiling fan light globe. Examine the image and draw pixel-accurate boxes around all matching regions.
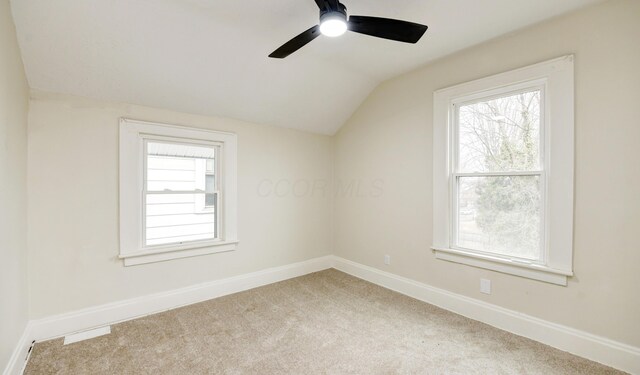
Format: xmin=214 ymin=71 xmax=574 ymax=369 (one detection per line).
xmin=320 ymin=17 xmax=347 ymax=37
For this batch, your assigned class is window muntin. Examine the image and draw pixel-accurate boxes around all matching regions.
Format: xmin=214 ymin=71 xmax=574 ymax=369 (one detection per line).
xmin=451 ymin=88 xmax=545 ymax=262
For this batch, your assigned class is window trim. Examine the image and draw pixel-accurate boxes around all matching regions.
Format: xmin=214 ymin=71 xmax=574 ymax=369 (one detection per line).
xmin=119 ymin=118 xmax=238 ymax=266
xmin=432 ymin=56 xmax=574 ymax=285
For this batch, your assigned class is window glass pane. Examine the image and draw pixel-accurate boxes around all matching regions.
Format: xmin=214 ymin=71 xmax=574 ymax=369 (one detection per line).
xmin=205 ymin=174 xmax=215 ymax=194
xmin=205 ymin=192 xmax=216 ymax=209
xmin=145 ymin=193 xmax=216 ymax=246
xmin=205 ymin=172 xmax=216 ymax=207
xmin=146 ymin=142 xmax=215 ymax=192
xmin=458 ymin=90 xmax=541 ymax=173
xmin=456 ymin=175 xmax=541 ymax=260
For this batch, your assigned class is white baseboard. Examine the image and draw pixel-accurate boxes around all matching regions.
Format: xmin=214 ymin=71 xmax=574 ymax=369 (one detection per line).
xmin=2 ymin=323 xmax=34 ymax=375
xmin=332 ymin=256 xmax=640 ymax=375
xmin=28 ymin=255 xmax=333 ymax=343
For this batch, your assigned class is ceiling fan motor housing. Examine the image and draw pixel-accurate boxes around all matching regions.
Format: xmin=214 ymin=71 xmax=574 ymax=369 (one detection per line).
xmin=320 ymin=3 xmax=347 ymax=23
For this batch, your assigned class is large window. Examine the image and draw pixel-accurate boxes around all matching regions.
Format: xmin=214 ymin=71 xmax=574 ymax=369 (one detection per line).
xmin=120 ymin=119 xmax=237 ymax=266
xmin=454 ymin=88 xmax=543 ymax=261
xmin=432 ymin=56 xmax=574 ymax=285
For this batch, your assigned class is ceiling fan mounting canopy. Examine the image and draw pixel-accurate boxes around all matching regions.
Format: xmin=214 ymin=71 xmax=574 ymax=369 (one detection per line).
xmin=319 ymin=3 xmax=347 ymax=37
xmin=269 ymin=0 xmax=428 ymax=59
xmin=319 ymin=1 xmax=347 ymax=18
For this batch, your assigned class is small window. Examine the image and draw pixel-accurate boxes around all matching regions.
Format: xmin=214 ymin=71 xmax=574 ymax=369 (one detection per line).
xmin=432 ymin=56 xmax=574 ymax=285
xmin=120 ymin=119 xmax=237 ymax=266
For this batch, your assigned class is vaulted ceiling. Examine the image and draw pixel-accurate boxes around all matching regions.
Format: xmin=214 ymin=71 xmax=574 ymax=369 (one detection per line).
xmin=11 ymin=0 xmax=602 ymax=134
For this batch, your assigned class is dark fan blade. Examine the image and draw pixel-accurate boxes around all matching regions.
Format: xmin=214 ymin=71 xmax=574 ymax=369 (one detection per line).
xmin=348 ymin=16 xmax=428 ymax=44
xmin=326 ymin=0 xmax=339 ymax=10
xmin=313 ymin=0 xmax=327 ymax=11
xmin=269 ymin=25 xmax=321 ymax=59
xmin=314 ymin=0 xmax=338 ymax=11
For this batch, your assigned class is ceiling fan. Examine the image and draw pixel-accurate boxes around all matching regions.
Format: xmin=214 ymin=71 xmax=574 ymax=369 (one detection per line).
xmin=269 ymin=0 xmax=428 ymax=59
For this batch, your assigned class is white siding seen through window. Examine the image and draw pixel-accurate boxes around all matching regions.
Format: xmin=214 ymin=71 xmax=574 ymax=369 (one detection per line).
xmin=144 ymin=141 xmax=219 ymax=246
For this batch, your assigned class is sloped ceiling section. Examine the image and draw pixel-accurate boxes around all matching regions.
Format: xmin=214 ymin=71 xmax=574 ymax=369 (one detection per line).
xmin=11 ymin=0 xmax=602 ymax=134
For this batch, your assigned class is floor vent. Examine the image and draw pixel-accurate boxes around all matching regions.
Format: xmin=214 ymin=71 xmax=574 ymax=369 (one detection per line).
xmin=63 ymin=326 xmax=111 ymax=345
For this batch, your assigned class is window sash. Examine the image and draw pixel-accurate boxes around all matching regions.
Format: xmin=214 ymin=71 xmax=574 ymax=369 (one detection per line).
xmin=142 ymin=138 xmax=222 ymax=249
xmin=142 ymin=190 xmax=221 ymax=248
xmin=451 ymin=174 xmax=546 ymax=264
xmin=452 ymin=84 xmax=545 ymax=175
xmin=450 ymin=85 xmax=547 ymax=264
xmin=453 ymin=171 xmax=542 ymax=177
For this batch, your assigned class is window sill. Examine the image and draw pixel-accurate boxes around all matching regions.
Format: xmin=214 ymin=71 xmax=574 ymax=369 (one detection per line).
xmin=121 ymin=240 xmax=238 ymax=266
xmin=431 ymin=247 xmax=572 ymax=286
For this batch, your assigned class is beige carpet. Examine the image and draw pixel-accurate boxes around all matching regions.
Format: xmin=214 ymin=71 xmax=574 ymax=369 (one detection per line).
xmin=25 ymin=269 xmax=623 ymax=374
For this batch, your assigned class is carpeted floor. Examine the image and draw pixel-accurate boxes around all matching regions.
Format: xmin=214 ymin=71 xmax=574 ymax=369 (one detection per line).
xmin=24 ymin=269 xmax=624 ymax=374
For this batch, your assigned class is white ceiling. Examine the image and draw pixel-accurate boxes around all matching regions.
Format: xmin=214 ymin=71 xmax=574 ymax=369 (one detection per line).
xmin=11 ymin=0 xmax=602 ymax=134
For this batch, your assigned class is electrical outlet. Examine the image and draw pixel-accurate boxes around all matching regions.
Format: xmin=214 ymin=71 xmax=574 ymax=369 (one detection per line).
xmin=384 ymin=255 xmax=391 ymax=265
xmin=480 ymin=279 xmax=491 ymax=294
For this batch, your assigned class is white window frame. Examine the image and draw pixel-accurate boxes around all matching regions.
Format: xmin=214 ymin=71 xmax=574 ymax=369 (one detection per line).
xmin=432 ymin=56 xmax=574 ymax=285
xmin=119 ymin=118 xmax=238 ymax=266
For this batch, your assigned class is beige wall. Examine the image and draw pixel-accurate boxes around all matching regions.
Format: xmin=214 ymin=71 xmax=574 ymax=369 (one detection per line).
xmin=0 ymin=0 xmax=29 ymax=369
xmin=27 ymin=92 xmax=333 ymax=318
xmin=334 ymin=0 xmax=640 ymax=347
xmin=15 ymin=0 xmax=640 ymax=356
